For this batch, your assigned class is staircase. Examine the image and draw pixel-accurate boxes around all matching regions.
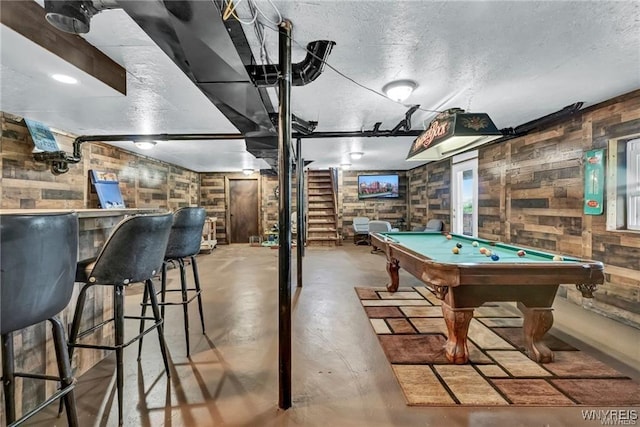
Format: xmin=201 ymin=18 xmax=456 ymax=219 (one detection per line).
xmin=306 ymin=169 xmax=339 ymax=246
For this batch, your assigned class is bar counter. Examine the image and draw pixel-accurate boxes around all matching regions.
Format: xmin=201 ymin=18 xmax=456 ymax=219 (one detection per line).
xmin=0 ymin=208 xmax=164 ymax=418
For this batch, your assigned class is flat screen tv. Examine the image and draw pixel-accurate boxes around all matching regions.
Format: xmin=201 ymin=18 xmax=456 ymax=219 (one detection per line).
xmin=358 ymin=174 xmax=399 ymax=199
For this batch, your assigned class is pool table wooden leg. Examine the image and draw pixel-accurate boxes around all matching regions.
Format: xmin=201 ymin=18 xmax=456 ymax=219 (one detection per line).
xmin=441 ymin=304 xmax=474 ymax=364
xmin=385 ymin=258 xmax=400 ymax=292
xmin=517 ymin=302 xmax=554 ymax=363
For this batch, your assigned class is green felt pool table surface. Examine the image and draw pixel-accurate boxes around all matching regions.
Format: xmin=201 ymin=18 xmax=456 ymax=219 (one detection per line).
xmin=375 ymin=232 xmax=581 ymax=265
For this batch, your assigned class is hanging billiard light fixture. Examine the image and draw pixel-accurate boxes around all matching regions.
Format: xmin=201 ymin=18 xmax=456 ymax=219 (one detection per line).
xmin=406 ymin=108 xmax=503 ymax=161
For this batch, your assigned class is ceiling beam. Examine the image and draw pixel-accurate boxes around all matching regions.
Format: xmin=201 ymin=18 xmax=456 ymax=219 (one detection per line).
xmin=0 ymin=0 xmax=126 ymax=95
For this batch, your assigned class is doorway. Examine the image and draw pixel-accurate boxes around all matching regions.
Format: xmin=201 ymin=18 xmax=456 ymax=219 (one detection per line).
xmin=227 ymin=178 xmax=259 ymax=243
xmin=451 ymin=152 xmax=478 ymax=237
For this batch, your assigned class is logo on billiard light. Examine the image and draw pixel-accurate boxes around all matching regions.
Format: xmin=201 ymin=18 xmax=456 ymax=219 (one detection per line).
xmin=587 ymin=200 xmax=599 ymax=208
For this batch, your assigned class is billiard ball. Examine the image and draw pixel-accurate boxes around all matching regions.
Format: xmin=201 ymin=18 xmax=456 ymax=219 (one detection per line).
xmin=479 ymin=247 xmax=487 ymax=254
xmin=553 ymin=255 xmax=564 ymax=261
xmin=485 ymin=250 xmax=492 ymax=257
xmin=452 ymin=247 xmax=460 ymax=254
xmin=491 ymin=254 xmax=500 ymax=261
xmin=517 ymin=250 xmax=526 ymax=257
xmin=456 ymin=243 xmax=462 ymax=248
xmin=472 ymin=241 xmax=479 ymax=247
xmin=446 ymin=234 xmax=452 ymax=240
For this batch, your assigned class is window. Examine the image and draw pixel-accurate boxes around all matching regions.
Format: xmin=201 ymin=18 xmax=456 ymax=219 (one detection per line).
xmin=451 ymin=151 xmax=478 ymax=237
xmin=607 ymin=135 xmax=640 ymax=232
xmin=627 ymin=139 xmax=640 ymax=230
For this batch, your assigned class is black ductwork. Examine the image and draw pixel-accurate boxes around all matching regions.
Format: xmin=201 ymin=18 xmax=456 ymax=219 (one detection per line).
xmin=247 ymin=40 xmax=336 ymax=87
xmin=43 ymin=1 xmax=333 ymax=172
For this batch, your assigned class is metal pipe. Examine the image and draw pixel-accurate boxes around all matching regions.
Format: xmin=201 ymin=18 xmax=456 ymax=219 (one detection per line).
xmin=296 ymin=138 xmax=304 ymax=287
xmin=277 ymin=19 xmax=293 ymax=410
xmin=293 ymin=129 xmax=423 ymax=139
xmin=73 ymin=133 xmax=244 ymax=158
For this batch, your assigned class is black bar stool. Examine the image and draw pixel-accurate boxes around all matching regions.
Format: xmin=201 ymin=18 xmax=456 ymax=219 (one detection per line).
xmin=66 ymin=212 xmax=173 ymax=426
xmin=1 ymin=212 xmax=79 ymax=427
xmin=139 ymin=207 xmax=207 ymax=357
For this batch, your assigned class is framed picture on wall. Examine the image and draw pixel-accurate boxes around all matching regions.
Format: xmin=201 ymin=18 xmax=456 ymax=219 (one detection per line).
xmin=90 ymin=170 xmax=126 ymax=209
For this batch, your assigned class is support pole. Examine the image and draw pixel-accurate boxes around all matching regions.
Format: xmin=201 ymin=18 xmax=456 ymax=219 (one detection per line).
xmin=277 ymin=19 xmax=293 ymax=410
xmin=296 ymin=137 xmax=304 ymax=287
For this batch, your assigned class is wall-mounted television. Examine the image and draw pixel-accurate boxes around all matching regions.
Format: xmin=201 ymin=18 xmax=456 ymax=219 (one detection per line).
xmin=358 ymin=174 xmax=399 ymax=199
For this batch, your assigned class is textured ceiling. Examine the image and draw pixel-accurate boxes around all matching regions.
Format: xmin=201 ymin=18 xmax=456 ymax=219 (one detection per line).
xmin=1 ymin=0 xmax=639 ymax=172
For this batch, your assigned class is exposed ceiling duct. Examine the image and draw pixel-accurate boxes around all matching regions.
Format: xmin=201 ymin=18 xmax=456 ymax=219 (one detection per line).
xmin=247 ymin=40 xmax=336 ymax=87
xmin=44 ymin=0 xmax=119 ymax=34
xmin=42 ymin=0 xmax=334 ymax=172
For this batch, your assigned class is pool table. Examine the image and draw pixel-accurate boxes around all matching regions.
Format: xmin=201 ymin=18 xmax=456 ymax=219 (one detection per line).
xmin=370 ymin=232 xmax=605 ymax=365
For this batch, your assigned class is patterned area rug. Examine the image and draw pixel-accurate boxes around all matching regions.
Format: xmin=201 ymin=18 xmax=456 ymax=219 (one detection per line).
xmin=356 ymin=286 xmax=640 ymax=406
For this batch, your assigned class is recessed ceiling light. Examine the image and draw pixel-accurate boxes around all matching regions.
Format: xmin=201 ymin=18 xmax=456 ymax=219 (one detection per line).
xmin=134 ymin=141 xmax=157 ymax=150
xmin=340 ymin=163 xmax=351 ymax=169
xmin=383 ymin=80 xmax=417 ymax=102
xmin=51 ymin=74 xmax=78 ymax=84
xmin=242 ymin=168 xmax=254 ymax=175
xmin=349 ymin=152 xmax=364 ymax=160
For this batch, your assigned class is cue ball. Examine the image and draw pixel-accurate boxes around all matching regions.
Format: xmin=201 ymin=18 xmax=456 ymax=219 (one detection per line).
xmin=472 ymin=241 xmax=479 ymax=247
xmin=446 ymin=234 xmax=452 ymax=240
xmin=553 ymin=255 xmax=564 ymax=261
xmin=517 ymin=250 xmax=526 ymax=257
xmin=491 ymin=254 xmax=499 ymax=261
xmin=479 ymin=247 xmax=487 ymax=254
xmin=452 ymin=247 xmax=460 ymax=254
xmin=456 ymin=243 xmax=462 ymax=248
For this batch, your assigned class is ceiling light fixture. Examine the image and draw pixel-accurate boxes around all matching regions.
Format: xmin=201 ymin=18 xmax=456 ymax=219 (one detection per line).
xmin=349 ymin=152 xmax=364 ymax=160
xmin=51 ymin=74 xmax=78 ymax=84
xmin=134 ymin=141 xmax=157 ymax=150
xmin=242 ymin=168 xmax=254 ymax=175
xmin=340 ymin=163 xmax=351 ymax=169
xmin=406 ymin=108 xmax=503 ymax=161
xmin=383 ymin=80 xmax=417 ymax=102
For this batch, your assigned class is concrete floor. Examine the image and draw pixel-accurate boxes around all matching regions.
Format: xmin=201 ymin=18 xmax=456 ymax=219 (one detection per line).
xmin=32 ymin=244 xmax=640 ymax=426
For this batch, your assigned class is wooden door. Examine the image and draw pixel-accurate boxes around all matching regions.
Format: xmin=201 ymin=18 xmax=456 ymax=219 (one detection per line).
xmin=228 ymin=178 xmax=259 ymax=243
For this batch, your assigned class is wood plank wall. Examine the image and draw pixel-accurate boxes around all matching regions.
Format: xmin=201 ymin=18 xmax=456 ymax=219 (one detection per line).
xmin=408 ymin=90 xmax=640 ymax=328
xmin=407 ymin=160 xmax=450 ymax=232
xmin=1 ymin=113 xmax=199 ymax=210
xmin=199 ymin=172 xmax=296 ymax=244
xmin=339 ymin=170 xmax=407 ymax=239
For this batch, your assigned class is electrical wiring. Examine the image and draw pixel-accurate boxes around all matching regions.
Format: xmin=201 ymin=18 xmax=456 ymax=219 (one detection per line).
xmin=260 ymin=25 xmax=442 ymax=114
xmin=251 ymin=0 xmax=283 ymax=26
xmin=222 ymin=0 xmax=258 ymax=25
xmin=223 ymin=0 xmax=282 ymax=28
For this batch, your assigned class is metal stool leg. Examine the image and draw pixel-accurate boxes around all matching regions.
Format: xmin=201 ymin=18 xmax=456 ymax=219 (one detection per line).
xmin=59 ymin=283 xmax=91 ymax=415
xmin=114 ymin=285 xmax=125 ymax=426
xmin=137 ymin=283 xmax=149 ymax=360
xmin=160 ymin=262 xmax=168 ymax=319
xmin=2 ymin=333 xmax=16 ymax=424
xmin=66 ymin=284 xmax=91 ymax=366
xmin=191 ymin=255 xmax=206 ymax=334
xmin=50 ymin=317 xmax=79 ymax=427
xmin=146 ymin=279 xmax=171 ymax=377
xmin=178 ymin=258 xmax=191 ymax=356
